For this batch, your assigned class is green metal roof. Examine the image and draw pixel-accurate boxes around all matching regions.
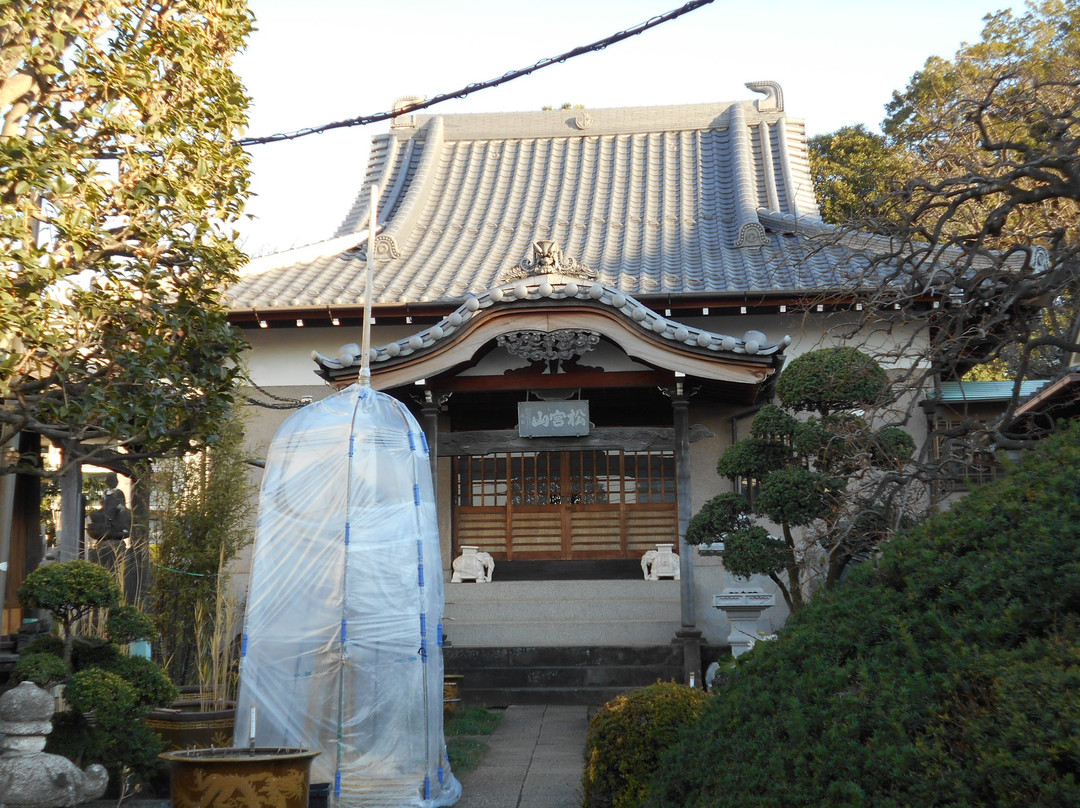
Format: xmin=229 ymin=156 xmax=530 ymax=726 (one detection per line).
xmin=934 ymin=380 xmax=1050 ymax=403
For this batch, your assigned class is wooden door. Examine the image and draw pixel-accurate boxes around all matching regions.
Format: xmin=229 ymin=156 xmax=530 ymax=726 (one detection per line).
xmin=452 ymin=449 xmax=677 ymax=561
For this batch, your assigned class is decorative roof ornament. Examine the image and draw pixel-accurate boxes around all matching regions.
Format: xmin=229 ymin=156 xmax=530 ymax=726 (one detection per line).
xmin=497 ymin=240 xmax=597 ymax=283
xmin=372 ymin=234 xmax=400 ymax=261
xmin=574 ymin=112 xmax=593 ymax=130
xmin=390 ymin=95 xmax=424 ymax=128
xmin=497 ymin=329 xmax=601 ymax=363
xmin=745 ymin=80 xmax=784 ymax=113
xmin=735 ymin=221 xmax=768 ymax=248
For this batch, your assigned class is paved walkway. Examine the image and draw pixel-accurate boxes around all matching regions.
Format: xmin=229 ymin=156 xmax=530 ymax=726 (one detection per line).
xmin=454 ymin=704 xmax=590 ymax=808
xmin=86 ymin=704 xmax=589 ymax=808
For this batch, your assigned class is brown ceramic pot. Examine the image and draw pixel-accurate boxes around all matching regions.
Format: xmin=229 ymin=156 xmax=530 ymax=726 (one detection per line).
xmin=159 ymin=747 xmax=319 ymax=808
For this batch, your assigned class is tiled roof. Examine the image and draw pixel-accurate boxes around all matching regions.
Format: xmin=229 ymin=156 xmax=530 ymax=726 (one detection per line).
xmin=312 ymin=273 xmax=792 ymax=378
xmin=228 ymin=88 xmax=879 ymax=312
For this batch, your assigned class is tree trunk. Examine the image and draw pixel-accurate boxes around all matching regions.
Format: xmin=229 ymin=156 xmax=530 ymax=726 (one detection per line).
xmin=126 ymin=461 xmax=153 ymax=607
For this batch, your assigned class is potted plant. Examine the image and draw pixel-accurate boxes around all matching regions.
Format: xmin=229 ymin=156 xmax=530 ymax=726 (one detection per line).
xmin=147 ymin=411 xmax=251 ymax=749
xmin=147 ymin=547 xmax=241 ymax=750
xmin=15 ymin=560 xmax=178 ymax=800
xmin=149 ymin=411 xmax=251 ymax=689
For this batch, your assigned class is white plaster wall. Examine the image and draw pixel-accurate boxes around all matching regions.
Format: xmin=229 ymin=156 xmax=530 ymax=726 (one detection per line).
xmin=235 ymin=310 xmax=931 ymax=648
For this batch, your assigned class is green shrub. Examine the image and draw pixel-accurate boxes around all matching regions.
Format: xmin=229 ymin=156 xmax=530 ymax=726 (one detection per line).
xmin=584 ymin=682 xmax=711 ymax=808
xmin=71 ymin=636 xmax=118 ymax=671
xmin=65 ymin=668 xmax=137 ymax=717
xmin=51 ymin=668 xmax=164 ymax=789
xmin=776 ymin=346 xmax=888 ymax=414
xmin=12 ymin=652 xmax=69 ymax=688
xmin=107 ymin=605 xmax=158 ymax=644
xmin=647 ymin=423 xmax=1080 ymax=807
xmin=21 ymin=635 xmax=65 ymax=658
xmin=101 ymin=654 xmax=178 ymax=708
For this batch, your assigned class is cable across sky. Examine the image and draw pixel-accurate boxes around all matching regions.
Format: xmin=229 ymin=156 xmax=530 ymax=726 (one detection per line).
xmin=235 ymin=0 xmax=716 ymax=148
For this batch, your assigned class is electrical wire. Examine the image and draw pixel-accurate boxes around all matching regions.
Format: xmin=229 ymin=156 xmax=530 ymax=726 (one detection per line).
xmin=236 ymin=0 xmax=715 ymax=148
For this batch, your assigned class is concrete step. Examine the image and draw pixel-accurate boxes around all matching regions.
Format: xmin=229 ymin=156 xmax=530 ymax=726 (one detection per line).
xmin=443 ymin=579 xmax=681 ymax=647
xmin=444 ymin=644 xmax=695 ymax=707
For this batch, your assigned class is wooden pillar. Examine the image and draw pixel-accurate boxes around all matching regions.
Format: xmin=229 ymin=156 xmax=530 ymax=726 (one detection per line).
xmin=5 ymin=434 xmax=44 ymax=631
xmin=57 ymin=447 xmax=82 ymax=563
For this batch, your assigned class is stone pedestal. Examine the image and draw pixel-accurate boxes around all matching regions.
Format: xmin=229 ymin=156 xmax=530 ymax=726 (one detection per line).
xmin=713 ymin=587 xmax=776 ymax=658
xmin=0 ymin=681 xmax=108 ymax=807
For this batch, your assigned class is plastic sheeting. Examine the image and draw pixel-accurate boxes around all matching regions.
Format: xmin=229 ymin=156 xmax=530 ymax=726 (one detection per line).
xmin=235 ymin=384 xmax=460 ymax=807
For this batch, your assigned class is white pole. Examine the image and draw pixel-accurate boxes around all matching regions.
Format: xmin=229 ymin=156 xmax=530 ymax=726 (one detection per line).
xmin=359 ymin=186 xmax=377 ymax=388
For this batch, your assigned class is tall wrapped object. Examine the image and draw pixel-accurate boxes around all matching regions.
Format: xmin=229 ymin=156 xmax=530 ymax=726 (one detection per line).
xmin=235 ymin=385 xmax=460 ymax=807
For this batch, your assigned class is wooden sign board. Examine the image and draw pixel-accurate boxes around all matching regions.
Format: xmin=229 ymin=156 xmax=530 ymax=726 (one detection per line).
xmin=517 ymin=401 xmax=590 ymax=437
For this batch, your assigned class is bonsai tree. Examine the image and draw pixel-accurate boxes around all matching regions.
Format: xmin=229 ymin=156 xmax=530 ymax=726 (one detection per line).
xmin=18 ymin=559 xmax=121 ymax=664
xmin=15 ymin=560 xmax=177 ymax=794
xmin=687 ymin=348 xmax=914 ymax=611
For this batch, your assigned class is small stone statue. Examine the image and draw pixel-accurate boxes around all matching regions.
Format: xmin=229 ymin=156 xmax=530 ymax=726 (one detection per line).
xmin=451 ymin=546 xmax=495 ymax=583
xmin=86 ymin=475 xmax=131 ymax=543
xmin=0 ymin=681 xmax=108 ymax=807
xmin=641 ymin=543 xmax=680 ymax=581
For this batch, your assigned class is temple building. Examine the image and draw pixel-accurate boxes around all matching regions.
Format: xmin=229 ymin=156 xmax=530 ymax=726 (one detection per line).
xmin=225 ymin=83 xmax=927 ymax=699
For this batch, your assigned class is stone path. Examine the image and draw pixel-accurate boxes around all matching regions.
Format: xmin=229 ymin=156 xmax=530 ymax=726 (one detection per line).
xmin=453 ymin=704 xmax=589 ymax=808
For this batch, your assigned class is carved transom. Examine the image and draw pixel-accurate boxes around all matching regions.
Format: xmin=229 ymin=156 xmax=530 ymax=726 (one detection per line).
xmin=496 ymin=240 xmax=597 ymax=283
xmin=496 ymin=329 xmax=601 ymax=363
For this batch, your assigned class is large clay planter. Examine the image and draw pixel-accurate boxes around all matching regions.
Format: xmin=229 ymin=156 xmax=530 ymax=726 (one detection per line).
xmin=160 ymin=747 xmax=319 ymax=808
xmin=443 ymin=674 xmax=464 ymax=722
xmin=146 ymin=703 xmax=236 ymax=750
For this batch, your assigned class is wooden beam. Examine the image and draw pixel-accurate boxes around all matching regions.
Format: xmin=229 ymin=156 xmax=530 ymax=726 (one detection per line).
xmin=422 ymin=369 xmax=671 ymax=393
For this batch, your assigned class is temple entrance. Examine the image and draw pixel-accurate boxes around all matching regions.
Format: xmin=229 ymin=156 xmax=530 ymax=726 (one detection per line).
xmin=451 ymin=449 xmax=678 ymax=561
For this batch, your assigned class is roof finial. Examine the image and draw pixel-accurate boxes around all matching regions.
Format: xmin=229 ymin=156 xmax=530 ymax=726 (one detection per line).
xmin=745 ymin=80 xmax=784 ymax=113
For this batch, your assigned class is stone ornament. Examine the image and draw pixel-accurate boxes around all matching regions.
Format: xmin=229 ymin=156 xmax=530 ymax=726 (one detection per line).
xmin=496 ymin=329 xmax=600 ymax=363
xmin=641 ymin=543 xmax=680 ymax=581
xmin=497 ymin=240 xmax=597 ymax=283
xmin=451 ymin=545 xmax=495 ymax=583
xmin=713 ymin=586 xmax=777 ymax=658
xmin=0 ymin=681 xmax=108 ymax=807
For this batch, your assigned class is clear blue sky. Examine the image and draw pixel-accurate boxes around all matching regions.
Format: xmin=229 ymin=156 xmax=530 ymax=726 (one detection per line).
xmin=235 ymin=0 xmax=1005 ymax=255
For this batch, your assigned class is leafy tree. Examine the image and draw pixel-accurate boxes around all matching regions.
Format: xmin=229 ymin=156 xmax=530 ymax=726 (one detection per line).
xmin=808 ymin=124 xmax=910 ymax=225
xmin=0 ymin=0 xmax=253 ymax=476
xmin=686 ymin=348 xmax=914 ymax=612
xmin=649 ymin=422 xmax=1080 ymax=808
xmin=856 ymin=2 xmax=1077 ymax=402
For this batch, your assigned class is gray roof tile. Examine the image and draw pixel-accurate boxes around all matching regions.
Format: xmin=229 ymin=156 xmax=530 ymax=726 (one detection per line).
xmin=228 ymin=94 xmax=872 ymax=311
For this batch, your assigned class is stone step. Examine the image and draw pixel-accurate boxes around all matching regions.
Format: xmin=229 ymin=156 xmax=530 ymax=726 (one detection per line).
xmin=443 ymin=579 xmax=682 ymax=647
xmin=444 ymin=645 xmax=696 ymax=707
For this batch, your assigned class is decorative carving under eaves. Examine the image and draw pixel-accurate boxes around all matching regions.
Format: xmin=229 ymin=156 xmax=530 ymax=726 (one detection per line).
xmin=497 ymin=240 xmax=597 ymax=283
xmin=497 ymin=330 xmax=600 ymax=363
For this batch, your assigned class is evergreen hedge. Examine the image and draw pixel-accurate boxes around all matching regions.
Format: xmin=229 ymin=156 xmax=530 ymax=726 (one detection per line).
xmin=648 ymin=423 xmax=1080 ymax=807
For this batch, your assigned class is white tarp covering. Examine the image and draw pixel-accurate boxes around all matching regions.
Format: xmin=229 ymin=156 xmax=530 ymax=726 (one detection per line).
xmin=235 ymin=384 xmax=460 ymax=807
